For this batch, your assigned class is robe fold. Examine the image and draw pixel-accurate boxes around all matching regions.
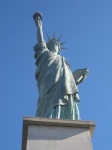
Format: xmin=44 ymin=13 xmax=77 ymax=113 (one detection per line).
xmin=34 ymin=42 xmax=80 ymax=119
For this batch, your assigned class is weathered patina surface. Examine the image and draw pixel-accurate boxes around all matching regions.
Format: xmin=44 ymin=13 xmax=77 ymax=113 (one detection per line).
xmin=33 ymin=12 xmax=88 ymax=120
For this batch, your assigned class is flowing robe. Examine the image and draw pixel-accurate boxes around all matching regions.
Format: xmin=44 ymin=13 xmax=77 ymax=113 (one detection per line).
xmin=34 ymin=42 xmax=80 ymax=120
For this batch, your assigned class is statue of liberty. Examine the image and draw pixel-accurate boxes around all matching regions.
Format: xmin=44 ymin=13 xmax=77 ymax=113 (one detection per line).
xmin=33 ymin=12 xmax=88 ymax=120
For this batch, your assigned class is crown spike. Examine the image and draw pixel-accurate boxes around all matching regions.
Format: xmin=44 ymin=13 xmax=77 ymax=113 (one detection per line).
xmin=46 ymin=34 xmax=50 ymax=41
xmin=47 ymin=33 xmax=66 ymax=51
xmin=60 ymin=41 xmax=67 ymax=45
xmin=58 ymin=35 xmax=62 ymax=41
xmin=61 ymin=47 xmax=67 ymax=50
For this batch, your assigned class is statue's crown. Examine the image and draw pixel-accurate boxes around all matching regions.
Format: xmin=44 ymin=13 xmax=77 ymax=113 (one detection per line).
xmin=47 ymin=33 xmax=66 ymax=50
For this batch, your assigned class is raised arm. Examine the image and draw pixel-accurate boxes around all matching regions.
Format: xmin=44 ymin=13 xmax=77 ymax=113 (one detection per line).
xmin=33 ymin=12 xmax=44 ymax=44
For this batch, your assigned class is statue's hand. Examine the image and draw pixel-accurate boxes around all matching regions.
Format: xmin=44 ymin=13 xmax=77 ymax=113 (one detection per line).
xmin=35 ymin=16 xmax=42 ymax=28
xmin=33 ymin=12 xmax=42 ymax=28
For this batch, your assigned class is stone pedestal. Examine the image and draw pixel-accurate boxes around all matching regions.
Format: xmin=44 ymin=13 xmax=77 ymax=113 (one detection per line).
xmin=22 ymin=117 xmax=95 ymax=150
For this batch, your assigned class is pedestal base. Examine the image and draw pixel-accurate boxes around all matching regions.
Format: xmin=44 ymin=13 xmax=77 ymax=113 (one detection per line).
xmin=22 ymin=117 xmax=95 ymax=150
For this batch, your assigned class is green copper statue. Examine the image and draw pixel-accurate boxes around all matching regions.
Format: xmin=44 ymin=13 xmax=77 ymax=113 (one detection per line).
xmin=33 ymin=12 xmax=88 ymax=120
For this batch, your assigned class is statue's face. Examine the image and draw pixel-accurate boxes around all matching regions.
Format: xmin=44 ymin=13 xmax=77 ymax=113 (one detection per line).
xmin=48 ymin=42 xmax=59 ymax=53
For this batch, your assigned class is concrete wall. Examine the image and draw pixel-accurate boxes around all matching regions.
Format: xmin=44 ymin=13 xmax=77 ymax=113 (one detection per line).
xmin=27 ymin=125 xmax=92 ymax=150
xmin=22 ymin=117 xmax=95 ymax=150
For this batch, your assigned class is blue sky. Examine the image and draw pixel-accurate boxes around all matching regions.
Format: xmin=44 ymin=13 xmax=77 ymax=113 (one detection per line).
xmin=1 ymin=0 xmax=112 ymax=150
